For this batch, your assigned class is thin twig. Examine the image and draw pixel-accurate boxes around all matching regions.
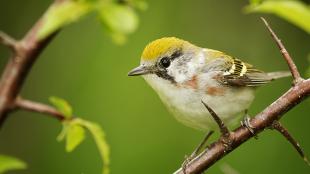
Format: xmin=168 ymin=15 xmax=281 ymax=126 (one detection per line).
xmin=174 ymin=18 xmax=310 ymax=174
xmin=271 ymin=121 xmax=310 ymax=165
xmin=0 ymin=31 xmax=17 ymax=51
xmin=15 ymin=97 xmax=65 ymax=121
xmin=261 ymin=17 xmax=302 ymax=84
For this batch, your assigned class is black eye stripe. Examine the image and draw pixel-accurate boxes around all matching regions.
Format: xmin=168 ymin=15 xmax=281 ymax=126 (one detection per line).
xmin=153 ymin=50 xmax=183 ymax=84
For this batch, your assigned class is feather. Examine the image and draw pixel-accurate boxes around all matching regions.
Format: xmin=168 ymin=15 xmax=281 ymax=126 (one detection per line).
xmin=221 ymin=58 xmax=290 ymax=87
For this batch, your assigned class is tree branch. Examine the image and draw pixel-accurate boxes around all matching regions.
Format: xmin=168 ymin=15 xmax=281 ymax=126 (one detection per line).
xmin=174 ymin=18 xmax=310 ymax=174
xmin=0 ymin=1 xmax=60 ymax=126
xmin=14 ymin=97 xmax=66 ymax=121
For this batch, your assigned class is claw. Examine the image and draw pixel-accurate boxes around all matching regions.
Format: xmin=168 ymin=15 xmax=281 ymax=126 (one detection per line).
xmin=181 ymin=155 xmax=192 ymax=174
xmin=181 ymin=131 xmax=214 ymax=173
xmin=241 ymin=116 xmax=258 ymax=139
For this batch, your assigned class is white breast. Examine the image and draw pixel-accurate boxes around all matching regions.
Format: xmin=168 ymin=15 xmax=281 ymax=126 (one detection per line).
xmin=143 ymin=73 xmax=255 ymax=131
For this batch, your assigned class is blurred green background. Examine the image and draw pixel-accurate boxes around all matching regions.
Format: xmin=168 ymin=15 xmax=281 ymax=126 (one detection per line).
xmin=0 ymin=0 xmax=309 ymax=174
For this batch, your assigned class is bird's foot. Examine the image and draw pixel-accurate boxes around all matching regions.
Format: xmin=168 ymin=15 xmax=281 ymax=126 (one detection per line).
xmin=181 ymin=130 xmax=214 ymax=173
xmin=241 ymin=115 xmax=258 ymax=139
xmin=181 ymin=155 xmax=192 ymax=174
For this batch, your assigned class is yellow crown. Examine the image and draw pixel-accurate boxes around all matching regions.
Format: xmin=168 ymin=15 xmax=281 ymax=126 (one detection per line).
xmin=141 ymin=37 xmax=191 ymax=61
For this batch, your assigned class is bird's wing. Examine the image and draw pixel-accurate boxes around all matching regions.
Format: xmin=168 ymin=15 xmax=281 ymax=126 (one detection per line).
xmin=204 ymin=51 xmax=277 ymax=87
xmin=221 ymin=57 xmax=272 ymax=87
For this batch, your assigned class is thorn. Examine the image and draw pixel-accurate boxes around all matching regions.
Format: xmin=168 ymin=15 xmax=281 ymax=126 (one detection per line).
xmin=201 ymin=100 xmax=233 ymax=150
xmin=271 ymin=121 xmax=309 ymax=165
xmin=260 ymin=17 xmax=303 ymax=84
xmin=201 ymin=100 xmax=230 ymax=137
xmin=304 ymin=156 xmax=310 ymax=166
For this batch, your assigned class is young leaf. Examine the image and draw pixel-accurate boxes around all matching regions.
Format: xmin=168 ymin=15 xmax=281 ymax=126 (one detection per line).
xmin=75 ymin=118 xmax=110 ymax=174
xmin=0 ymin=155 xmax=27 ymax=174
xmin=38 ymin=0 xmax=92 ymax=39
xmin=66 ymin=123 xmax=86 ymax=152
xmin=98 ymin=3 xmax=139 ymax=43
xmin=245 ymin=0 xmax=310 ymax=33
xmin=57 ymin=122 xmax=70 ymax=142
xmin=49 ymin=96 xmax=73 ymax=118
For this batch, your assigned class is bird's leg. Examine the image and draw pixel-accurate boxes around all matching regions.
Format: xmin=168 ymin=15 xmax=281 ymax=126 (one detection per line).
xmin=271 ymin=121 xmax=309 ymax=165
xmin=241 ymin=110 xmax=258 ymax=139
xmin=182 ymin=131 xmax=214 ymax=173
xmin=190 ymin=131 xmax=214 ymax=158
xmin=201 ymin=100 xmax=233 ymax=151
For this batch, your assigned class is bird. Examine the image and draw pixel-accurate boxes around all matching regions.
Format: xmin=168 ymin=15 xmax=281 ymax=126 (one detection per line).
xmin=128 ymin=37 xmax=290 ymax=131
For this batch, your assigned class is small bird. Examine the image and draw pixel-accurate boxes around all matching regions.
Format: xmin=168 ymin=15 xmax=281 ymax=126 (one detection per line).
xmin=128 ymin=37 xmax=290 ymax=131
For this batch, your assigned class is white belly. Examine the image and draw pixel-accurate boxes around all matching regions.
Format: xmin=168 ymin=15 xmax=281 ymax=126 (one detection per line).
xmin=143 ymin=74 xmax=255 ymax=131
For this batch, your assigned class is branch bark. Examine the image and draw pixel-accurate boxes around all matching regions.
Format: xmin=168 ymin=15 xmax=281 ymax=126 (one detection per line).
xmin=0 ymin=1 xmax=60 ymax=126
xmin=174 ymin=18 xmax=310 ymax=174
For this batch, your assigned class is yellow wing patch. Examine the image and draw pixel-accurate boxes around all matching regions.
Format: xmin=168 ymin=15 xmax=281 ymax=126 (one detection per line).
xmin=141 ymin=37 xmax=191 ymax=61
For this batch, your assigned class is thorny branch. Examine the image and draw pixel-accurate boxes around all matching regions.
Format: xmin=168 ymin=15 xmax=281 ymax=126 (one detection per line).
xmin=174 ymin=18 xmax=310 ymax=174
xmin=0 ymin=2 xmax=309 ymax=173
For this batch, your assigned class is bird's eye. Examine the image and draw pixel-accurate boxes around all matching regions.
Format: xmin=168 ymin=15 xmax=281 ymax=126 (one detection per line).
xmin=160 ymin=57 xmax=171 ymax=68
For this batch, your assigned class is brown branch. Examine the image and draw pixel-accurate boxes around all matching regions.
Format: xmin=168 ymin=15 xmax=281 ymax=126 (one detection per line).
xmin=174 ymin=19 xmax=310 ymax=174
xmin=0 ymin=1 xmax=60 ymax=126
xmin=261 ymin=17 xmax=302 ymax=84
xmin=14 ymin=97 xmax=66 ymax=121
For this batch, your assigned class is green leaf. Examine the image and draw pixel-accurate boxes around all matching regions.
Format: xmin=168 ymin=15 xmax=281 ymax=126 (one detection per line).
xmin=38 ymin=0 xmax=92 ymax=39
xmin=56 ymin=118 xmax=110 ymax=174
xmin=98 ymin=3 xmax=139 ymax=44
xmin=49 ymin=96 xmax=73 ymax=118
xmin=245 ymin=0 xmax=310 ymax=33
xmin=57 ymin=122 xmax=70 ymax=142
xmin=75 ymin=118 xmax=110 ymax=174
xmin=66 ymin=122 xmax=86 ymax=152
xmin=0 ymin=155 xmax=27 ymax=174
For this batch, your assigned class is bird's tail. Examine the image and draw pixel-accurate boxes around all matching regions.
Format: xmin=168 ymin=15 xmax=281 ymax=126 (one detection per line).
xmin=267 ymin=71 xmax=291 ymax=80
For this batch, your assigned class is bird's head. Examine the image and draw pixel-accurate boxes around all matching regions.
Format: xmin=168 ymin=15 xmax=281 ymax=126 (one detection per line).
xmin=128 ymin=37 xmax=202 ymax=84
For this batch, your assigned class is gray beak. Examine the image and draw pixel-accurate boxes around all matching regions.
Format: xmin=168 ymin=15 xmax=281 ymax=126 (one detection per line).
xmin=128 ymin=65 xmax=151 ymax=76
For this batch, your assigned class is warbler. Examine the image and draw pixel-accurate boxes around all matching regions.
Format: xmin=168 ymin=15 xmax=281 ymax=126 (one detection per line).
xmin=128 ymin=37 xmax=290 ymax=131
